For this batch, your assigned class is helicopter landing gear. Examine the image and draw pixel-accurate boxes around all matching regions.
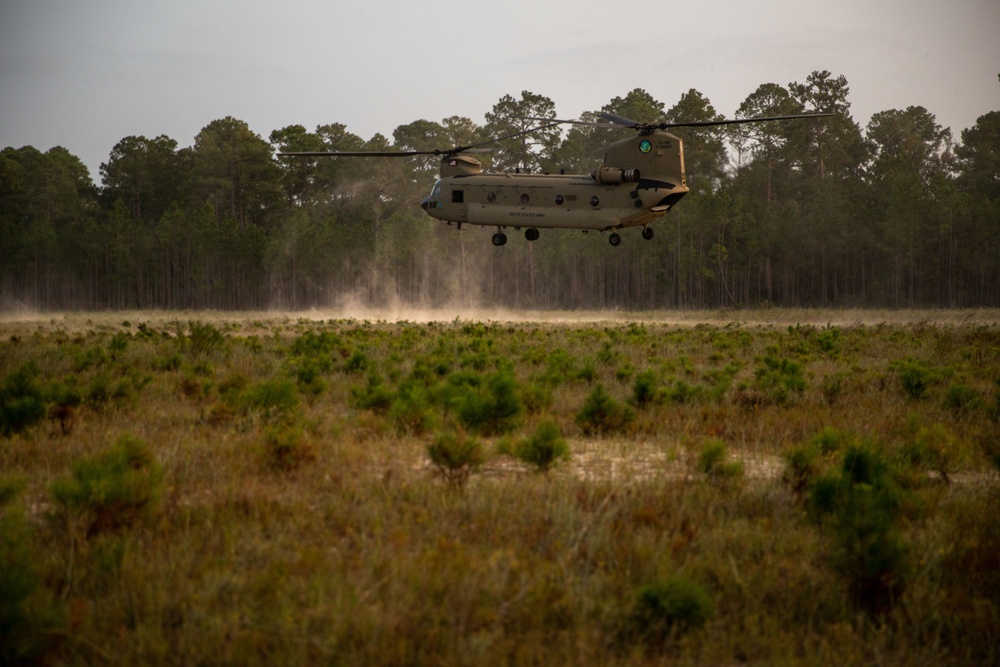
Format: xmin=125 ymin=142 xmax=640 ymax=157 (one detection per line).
xmin=642 ymin=226 xmax=654 ymax=241
xmin=608 ymin=232 xmax=622 ymax=247
xmin=492 ymin=232 xmax=508 ymax=247
xmin=525 ymin=228 xmax=539 ymax=241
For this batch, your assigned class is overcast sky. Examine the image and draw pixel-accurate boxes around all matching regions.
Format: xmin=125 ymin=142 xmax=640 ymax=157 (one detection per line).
xmin=2 ymin=0 xmax=998 ymax=182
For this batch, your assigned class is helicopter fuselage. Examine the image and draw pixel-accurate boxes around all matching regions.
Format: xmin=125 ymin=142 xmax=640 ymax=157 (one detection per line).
xmin=420 ymin=130 xmax=689 ymax=235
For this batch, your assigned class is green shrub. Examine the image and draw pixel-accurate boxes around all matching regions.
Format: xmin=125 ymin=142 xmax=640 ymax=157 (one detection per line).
xmin=754 ymin=353 xmax=806 ymax=404
xmin=783 ymin=441 xmax=822 ymax=496
xmin=944 ymin=383 xmax=984 ymax=416
xmin=631 ymin=370 xmax=660 ymax=408
xmin=350 ymin=373 xmax=394 ymax=413
xmin=1 ymin=479 xmax=60 ymax=664
xmin=427 ymin=430 xmax=484 ymax=487
xmin=696 ymin=439 xmax=743 ymax=481
xmin=183 ymin=320 xmax=227 ymax=358
xmin=455 ymin=371 xmax=523 ymax=436
xmin=0 ymin=364 xmax=47 ymax=437
xmin=232 ymin=378 xmax=300 ymax=424
xmin=513 ymin=420 xmax=569 ymax=473
xmin=262 ymin=424 xmax=315 ymax=472
xmin=575 ymin=384 xmax=634 ymax=435
xmin=344 ymin=351 xmax=370 ymax=373
xmin=899 ymin=423 xmax=954 ymax=483
xmin=630 ymin=574 xmax=713 ymax=642
xmin=896 ymin=359 xmax=932 ymax=399
xmin=807 ymin=442 xmax=910 ymax=616
xmin=390 ymin=382 xmax=438 ymax=435
xmin=50 ymin=435 xmax=164 ymax=536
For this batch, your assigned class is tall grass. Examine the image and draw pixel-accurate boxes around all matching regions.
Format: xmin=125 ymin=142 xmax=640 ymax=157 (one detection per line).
xmin=0 ymin=314 xmax=997 ymax=665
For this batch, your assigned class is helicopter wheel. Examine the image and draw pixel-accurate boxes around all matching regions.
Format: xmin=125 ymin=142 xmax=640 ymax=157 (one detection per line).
xmin=525 ymin=228 xmax=539 ymax=241
xmin=642 ymin=226 xmax=654 ymax=240
xmin=608 ymin=232 xmax=622 ymax=247
xmin=492 ymin=232 xmax=508 ymax=247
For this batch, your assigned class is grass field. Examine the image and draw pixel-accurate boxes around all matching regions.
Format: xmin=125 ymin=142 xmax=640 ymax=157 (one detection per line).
xmin=2 ymin=310 xmax=999 ymax=665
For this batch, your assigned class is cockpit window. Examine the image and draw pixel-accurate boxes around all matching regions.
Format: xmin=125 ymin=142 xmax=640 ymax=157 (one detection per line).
xmin=430 ymin=181 xmax=442 ymax=199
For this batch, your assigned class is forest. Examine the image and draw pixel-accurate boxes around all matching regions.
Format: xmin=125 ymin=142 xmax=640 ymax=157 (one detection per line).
xmin=2 ymin=70 xmax=998 ymax=311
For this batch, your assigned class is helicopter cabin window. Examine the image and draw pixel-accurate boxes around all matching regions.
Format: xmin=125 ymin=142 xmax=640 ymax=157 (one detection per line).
xmin=451 ymin=190 xmax=464 ymax=203
xmin=520 ymin=193 xmax=530 ymax=205
xmin=554 ymin=195 xmax=564 ymax=205
xmin=487 ymin=192 xmax=497 ymax=204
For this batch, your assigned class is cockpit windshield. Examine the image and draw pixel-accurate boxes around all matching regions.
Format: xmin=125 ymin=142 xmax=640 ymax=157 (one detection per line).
xmin=430 ymin=180 xmax=442 ymax=199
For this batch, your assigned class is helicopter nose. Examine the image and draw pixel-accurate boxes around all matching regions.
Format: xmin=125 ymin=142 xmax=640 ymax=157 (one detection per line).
xmin=420 ymin=197 xmax=433 ymax=211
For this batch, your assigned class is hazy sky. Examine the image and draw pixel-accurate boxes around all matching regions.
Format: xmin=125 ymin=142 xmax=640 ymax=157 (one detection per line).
xmin=2 ymin=0 xmax=998 ymax=181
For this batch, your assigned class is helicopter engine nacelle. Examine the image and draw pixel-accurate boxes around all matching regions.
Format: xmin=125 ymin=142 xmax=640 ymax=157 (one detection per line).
xmin=591 ymin=166 xmax=640 ymax=185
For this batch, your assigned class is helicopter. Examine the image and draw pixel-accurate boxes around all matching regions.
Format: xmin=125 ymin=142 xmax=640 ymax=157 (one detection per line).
xmin=281 ymin=111 xmax=835 ymax=247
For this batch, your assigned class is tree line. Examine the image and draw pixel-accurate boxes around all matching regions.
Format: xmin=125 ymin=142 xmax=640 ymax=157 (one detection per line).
xmin=2 ymin=70 xmax=998 ymax=311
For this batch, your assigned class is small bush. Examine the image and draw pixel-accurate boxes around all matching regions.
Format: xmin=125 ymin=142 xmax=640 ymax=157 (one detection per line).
xmin=783 ymin=442 xmax=822 ymax=496
xmin=455 ymin=371 xmax=523 ymax=436
xmin=1 ymin=479 xmax=60 ymax=664
xmin=390 ymin=382 xmax=438 ymax=435
xmin=944 ymin=383 xmax=983 ymax=416
xmin=754 ymin=353 xmax=806 ymax=404
xmin=513 ymin=420 xmax=570 ymax=473
xmin=232 ymin=378 xmax=300 ymax=424
xmin=262 ymin=424 xmax=316 ymax=472
xmin=896 ymin=359 xmax=932 ymax=399
xmin=350 ymin=373 xmax=394 ymax=413
xmin=50 ymin=435 xmax=164 ymax=536
xmin=631 ymin=370 xmax=660 ymax=407
xmin=629 ymin=574 xmax=713 ymax=642
xmin=0 ymin=364 xmax=48 ymax=437
xmin=576 ymin=384 xmax=634 ymax=435
xmin=807 ymin=442 xmax=910 ymax=616
xmin=696 ymin=439 xmax=743 ymax=481
xmin=183 ymin=320 xmax=227 ymax=358
xmin=899 ymin=423 xmax=954 ymax=483
xmin=427 ymin=430 xmax=484 ymax=487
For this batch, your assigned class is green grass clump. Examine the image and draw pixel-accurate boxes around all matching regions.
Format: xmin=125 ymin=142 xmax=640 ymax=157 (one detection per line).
xmin=230 ymin=378 xmax=301 ymax=424
xmin=629 ymin=574 xmax=713 ymax=643
xmin=182 ymin=320 xmax=227 ymax=358
xmin=262 ymin=423 xmax=316 ymax=472
xmin=513 ymin=420 xmax=569 ymax=472
xmin=50 ymin=435 xmax=164 ymax=536
xmin=427 ymin=430 xmax=484 ymax=487
xmin=894 ymin=359 xmax=934 ymax=399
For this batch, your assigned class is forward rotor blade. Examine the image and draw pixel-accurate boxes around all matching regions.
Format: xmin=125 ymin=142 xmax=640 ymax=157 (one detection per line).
xmin=281 ymin=120 xmax=562 ymax=159
xmin=599 ymin=112 xmax=642 ymax=127
xmin=279 ymin=150 xmax=441 ymax=158
xmin=455 ymin=120 xmax=564 ymax=152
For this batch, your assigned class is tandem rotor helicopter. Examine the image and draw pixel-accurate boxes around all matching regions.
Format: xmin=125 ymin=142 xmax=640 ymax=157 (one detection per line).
xmin=281 ymin=111 xmax=835 ymax=247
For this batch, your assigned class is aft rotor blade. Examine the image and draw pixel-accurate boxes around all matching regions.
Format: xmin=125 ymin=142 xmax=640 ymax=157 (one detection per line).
xmin=659 ymin=113 xmax=837 ymax=129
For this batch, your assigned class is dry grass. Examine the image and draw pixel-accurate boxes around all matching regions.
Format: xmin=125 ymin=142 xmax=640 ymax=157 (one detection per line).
xmin=1 ymin=311 xmax=998 ymax=665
